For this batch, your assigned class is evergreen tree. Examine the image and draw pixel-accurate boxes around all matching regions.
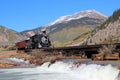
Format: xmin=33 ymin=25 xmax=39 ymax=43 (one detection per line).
xmin=97 ymin=9 xmax=120 ymax=30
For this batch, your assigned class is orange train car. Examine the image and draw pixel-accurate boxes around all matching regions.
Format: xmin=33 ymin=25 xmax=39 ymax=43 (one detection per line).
xmin=16 ymin=40 xmax=27 ymax=51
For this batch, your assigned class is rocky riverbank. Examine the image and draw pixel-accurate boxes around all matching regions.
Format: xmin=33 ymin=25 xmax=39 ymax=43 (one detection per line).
xmin=0 ymin=50 xmax=34 ymax=68
xmin=0 ymin=50 xmax=120 ymax=70
xmin=0 ymin=50 xmax=64 ymax=68
xmin=0 ymin=59 xmax=17 ymax=68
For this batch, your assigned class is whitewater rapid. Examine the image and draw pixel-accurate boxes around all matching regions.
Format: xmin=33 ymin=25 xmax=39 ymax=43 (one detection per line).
xmin=0 ymin=60 xmax=119 ymax=80
xmin=38 ymin=61 xmax=120 ymax=80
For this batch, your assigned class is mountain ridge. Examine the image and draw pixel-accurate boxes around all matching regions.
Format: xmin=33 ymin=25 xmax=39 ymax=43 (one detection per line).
xmin=46 ymin=10 xmax=107 ymax=27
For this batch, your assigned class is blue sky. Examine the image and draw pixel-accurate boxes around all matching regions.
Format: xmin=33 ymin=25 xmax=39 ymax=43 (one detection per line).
xmin=0 ymin=0 xmax=120 ymax=32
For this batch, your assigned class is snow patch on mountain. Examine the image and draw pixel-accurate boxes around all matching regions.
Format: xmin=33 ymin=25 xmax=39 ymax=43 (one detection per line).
xmin=46 ymin=10 xmax=108 ymax=27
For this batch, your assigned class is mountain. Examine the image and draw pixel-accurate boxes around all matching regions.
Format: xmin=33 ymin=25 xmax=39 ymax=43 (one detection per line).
xmin=0 ymin=26 xmax=26 ymax=46
xmin=45 ymin=10 xmax=107 ymax=33
xmin=47 ymin=10 xmax=107 ymax=26
xmin=21 ymin=10 xmax=108 ymax=47
xmin=73 ymin=9 xmax=120 ymax=46
xmin=20 ymin=27 xmax=42 ymax=37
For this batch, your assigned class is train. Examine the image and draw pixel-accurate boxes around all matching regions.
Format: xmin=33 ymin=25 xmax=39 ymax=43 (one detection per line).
xmin=16 ymin=33 xmax=51 ymax=51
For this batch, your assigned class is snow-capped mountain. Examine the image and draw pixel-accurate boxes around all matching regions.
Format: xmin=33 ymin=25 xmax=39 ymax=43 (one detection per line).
xmin=21 ymin=10 xmax=108 ymax=47
xmin=47 ymin=10 xmax=108 ymax=26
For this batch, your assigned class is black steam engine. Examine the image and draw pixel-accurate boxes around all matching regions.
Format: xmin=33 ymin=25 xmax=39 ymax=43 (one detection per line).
xmin=26 ymin=33 xmax=51 ymax=49
xmin=16 ymin=33 xmax=51 ymax=51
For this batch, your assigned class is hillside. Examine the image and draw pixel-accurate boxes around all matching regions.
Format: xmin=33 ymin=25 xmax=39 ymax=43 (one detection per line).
xmin=72 ymin=9 xmax=120 ymax=46
xmin=0 ymin=26 xmax=26 ymax=46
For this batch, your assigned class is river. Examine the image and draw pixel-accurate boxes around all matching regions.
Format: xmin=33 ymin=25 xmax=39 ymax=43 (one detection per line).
xmin=0 ymin=58 xmax=120 ymax=80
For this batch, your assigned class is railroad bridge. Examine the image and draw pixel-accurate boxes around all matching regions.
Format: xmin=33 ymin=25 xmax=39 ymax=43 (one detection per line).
xmin=42 ymin=43 xmax=120 ymax=59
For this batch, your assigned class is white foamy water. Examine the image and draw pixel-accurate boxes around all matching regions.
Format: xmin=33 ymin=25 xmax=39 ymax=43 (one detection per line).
xmin=7 ymin=58 xmax=29 ymax=64
xmin=0 ymin=61 xmax=119 ymax=80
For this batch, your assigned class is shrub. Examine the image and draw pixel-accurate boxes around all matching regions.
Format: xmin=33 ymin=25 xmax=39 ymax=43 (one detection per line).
xmin=98 ymin=44 xmax=116 ymax=55
xmin=7 ymin=45 xmax=16 ymax=50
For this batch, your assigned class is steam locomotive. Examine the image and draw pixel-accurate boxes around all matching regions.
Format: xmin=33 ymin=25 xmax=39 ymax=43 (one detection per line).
xmin=16 ymin=33 xmax=51 ymax=51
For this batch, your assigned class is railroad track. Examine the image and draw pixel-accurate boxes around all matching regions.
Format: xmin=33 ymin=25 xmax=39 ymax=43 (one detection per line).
xmin=17 ymin=43 xmax=120 ymax=60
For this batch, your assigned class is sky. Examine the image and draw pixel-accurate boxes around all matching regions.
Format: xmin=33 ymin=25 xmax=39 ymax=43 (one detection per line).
xmin=0 ymin=0 xmax=120 ymax=32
